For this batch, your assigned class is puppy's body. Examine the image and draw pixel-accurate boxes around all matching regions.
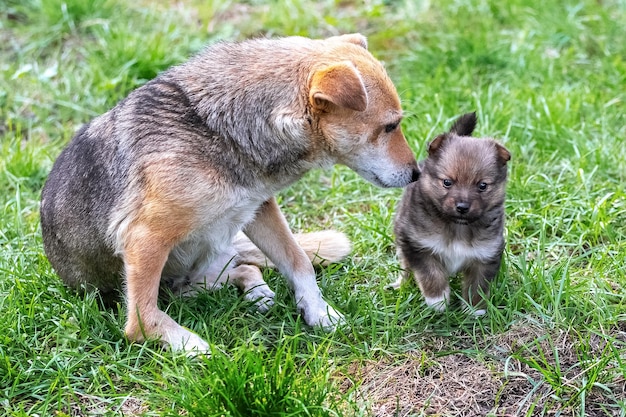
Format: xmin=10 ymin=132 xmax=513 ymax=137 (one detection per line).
xmin=40 ymin=34 xmax=419 ymax=352
xmin=392 ymin=113 xmax=510 ymax=314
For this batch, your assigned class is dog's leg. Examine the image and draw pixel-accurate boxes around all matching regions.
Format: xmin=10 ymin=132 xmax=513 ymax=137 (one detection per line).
xmin=178 ymin=245 xmax=276 ymax=312
xmin=387 ymin=249 xmax=411 ymax=290
xmin=409 ymin=258 xmax=450 ymax=312
xmin=123 ymin=225 xmax=210 ymax=353
xmin=228 ymin=264 xmax=276 ymax=312
xmin=462 ymin=258 xmax=501 ymax=316
xmin=243 ymin=198 xmax=343 ymax=330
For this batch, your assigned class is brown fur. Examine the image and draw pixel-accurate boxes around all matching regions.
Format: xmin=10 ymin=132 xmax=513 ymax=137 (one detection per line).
xmin=391 ymin=112 xmax=510 ymax=315
xmin=40 ymin=34 xmax=419 ymax=353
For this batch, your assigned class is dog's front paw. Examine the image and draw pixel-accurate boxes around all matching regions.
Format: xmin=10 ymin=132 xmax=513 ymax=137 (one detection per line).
xmin=167 ymin=327 xmax=211 ymax=357
xmin=463 ymin=305 xmax=487 ymax=317
xmin=423 ymin=290 xmax=450 ymax=312
xmin=385 ymin=274 xmax=405 ymax=291
xmin=244 ymin=284 xmax=276 ymax=313
xmin=299 ymin=298 xmax=344 ymax=331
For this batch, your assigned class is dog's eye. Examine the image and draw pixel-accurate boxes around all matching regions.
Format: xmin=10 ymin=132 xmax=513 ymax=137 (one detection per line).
xmin=443 ymin=179 xmax=453 ymax=188
xmin=478 ymin=182 xmax=488 ymax=191
xmin=384 ymin=122 xmax=398 ymax=133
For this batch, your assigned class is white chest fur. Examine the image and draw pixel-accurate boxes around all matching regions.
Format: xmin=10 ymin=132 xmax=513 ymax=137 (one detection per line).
xmin=166 ymin=193 xmax=267 ymax=278
xmin=419 ymin=234 xmax=502 ymax=274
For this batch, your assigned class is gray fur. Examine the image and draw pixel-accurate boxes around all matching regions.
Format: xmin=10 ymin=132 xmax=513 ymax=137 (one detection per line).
xmin=392 ymin=113 xmax=511 ymax=313
xmin=40 ymin=34 xmax=418 ymax=350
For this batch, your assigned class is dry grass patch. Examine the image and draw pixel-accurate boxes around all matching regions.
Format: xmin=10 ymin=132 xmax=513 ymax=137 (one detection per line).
xmin=56 ymin=393 xmax=147 ymax=417
xmin=341 ymin=321 xmax=626 ymax=416
xmin=347 ymin=352 xmax=498 ymax=416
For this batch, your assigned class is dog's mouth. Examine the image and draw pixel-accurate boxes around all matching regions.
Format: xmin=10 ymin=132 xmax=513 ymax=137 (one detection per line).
xmin=356 ymin=171 xmax=392 ymax=188
xmin=371 ymin=174 xmax=392 ymax=188
xmin=361 ymin=170 xmax=416 ymax=188
xmin=449 ymin=214 xmax=480 ymax=225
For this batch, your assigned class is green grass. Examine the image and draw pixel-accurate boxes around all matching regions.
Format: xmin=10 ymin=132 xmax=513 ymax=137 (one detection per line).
xmin=1 ymin=0 xmax=626 ymax=415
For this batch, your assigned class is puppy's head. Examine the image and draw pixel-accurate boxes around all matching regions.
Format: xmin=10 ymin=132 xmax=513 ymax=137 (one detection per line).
xmin=307 ymin=34 xmax=419 ymax=188
xmin=421 ymin=112 xmax=511 ymax=224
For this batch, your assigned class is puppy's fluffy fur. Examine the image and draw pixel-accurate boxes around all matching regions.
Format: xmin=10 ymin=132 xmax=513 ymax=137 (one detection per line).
xmin=391 ymin=113 xmax=510 ymax=315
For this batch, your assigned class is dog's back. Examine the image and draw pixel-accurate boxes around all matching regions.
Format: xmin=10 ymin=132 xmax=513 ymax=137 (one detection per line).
xmin=40 ymin=115 xmax=125 ymax=294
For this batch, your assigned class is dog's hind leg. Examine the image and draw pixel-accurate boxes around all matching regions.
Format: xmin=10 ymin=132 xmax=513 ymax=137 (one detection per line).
xmin=228 ymin=264 xmax=275 ymax=312
xmin=177 ymin=248 xmax=276 ymax=312
xmin=122 ymin=224 xmax=210 ymax=354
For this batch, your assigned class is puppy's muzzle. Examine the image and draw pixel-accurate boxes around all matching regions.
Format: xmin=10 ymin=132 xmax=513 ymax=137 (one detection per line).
xmin=455 ymin=201 xmax=470 ymax=214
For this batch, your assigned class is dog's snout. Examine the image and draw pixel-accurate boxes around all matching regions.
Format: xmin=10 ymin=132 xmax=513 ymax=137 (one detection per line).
xmin=456 ymin=202 xmax=470 ymax=214
xmin=411 ymin=167 xmax=420 ymax=183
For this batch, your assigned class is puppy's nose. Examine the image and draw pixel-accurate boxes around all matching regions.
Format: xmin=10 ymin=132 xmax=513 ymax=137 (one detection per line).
xmin=456 ymin=202 xmax=470 ymax=214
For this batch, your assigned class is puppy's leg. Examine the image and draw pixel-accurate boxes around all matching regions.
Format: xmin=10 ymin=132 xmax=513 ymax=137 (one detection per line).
xmin=243 ymin=198 xmax=343 ymax=330
xmin=462 ymin=258 xmax=501 ymax=316
xmin=407 ymin=255 xmax=450 ymax=312
xmin=387 ymin=248 xmax=411 ymax=290
xmin=123 ymin=225 xmax=209 ymax=353
xmin=416 ymin=273 xmax=450 ymax=312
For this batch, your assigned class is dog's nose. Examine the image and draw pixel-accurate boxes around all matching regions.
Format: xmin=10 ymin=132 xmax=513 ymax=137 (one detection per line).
xmin=411 ymin=167 xmax=420 ymax=182
xmin=456 ymin=202 xmax=470 ymax=214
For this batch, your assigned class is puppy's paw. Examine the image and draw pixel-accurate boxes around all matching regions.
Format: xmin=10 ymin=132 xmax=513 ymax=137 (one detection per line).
xmin=463 ymin=305 xmax=487 ymax=317
xmin=424 ymin=292 xmax=450 ymax=312
xmin=244 ymin=284 xmax=276 ymax=313
xmin=385 ymin=274 xmax=405 ymax=291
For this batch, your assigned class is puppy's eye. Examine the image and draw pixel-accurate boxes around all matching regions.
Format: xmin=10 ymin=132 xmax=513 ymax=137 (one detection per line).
xmin=443 ymin=179 xmax=453 ymax=188
xmin=478 ymin=182 xmax=488 ymax=191
xmin=384 ymin=122 xmax=398 ymax=133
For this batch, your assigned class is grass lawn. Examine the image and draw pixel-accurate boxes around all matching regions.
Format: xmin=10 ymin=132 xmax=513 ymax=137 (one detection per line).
xmin=1 ymin=0 xmax=625 ymax=415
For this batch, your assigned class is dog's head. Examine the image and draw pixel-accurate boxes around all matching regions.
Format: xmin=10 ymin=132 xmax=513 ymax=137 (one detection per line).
xmin=307 ymin=34 xmax=419 ymax=188
xmin=420 ymin=112 xmax=511 ymax=224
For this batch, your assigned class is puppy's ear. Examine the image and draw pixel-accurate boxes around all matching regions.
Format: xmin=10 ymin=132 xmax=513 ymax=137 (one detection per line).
xmin=427 ymin=133 xmax=449 ymax=157
xmin=328 ymin=33 xmax=368 ymax=49
xmin=449 ymin=112 xmax=477 ymax=136
xmin=495 ymin=143 xmax=511 ymax=166
xmin=309 ymin=62 xmax=368 ymax=112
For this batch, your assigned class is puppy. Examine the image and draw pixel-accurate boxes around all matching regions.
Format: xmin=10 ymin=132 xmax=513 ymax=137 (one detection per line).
xmin=391 ymin=112 xmax=510 ymax=315
xmin=40 ymin=33 xmax=419 ymax=353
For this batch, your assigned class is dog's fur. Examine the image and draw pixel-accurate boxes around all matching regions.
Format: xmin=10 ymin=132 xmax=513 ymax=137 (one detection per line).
xmin=40 ymin=34 xmax=419 ymax=353
xmin=391 ymin=112 xmax=510 ymax=315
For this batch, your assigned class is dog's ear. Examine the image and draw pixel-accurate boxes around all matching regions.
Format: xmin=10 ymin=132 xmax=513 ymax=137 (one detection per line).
xmin=309 ymin=62 xmax=368 ymax=112
xmin=449 ymin=112 xmax=477 ymax=136
xmin=427 ymin=133 xmax=449 ymax=157
xmin=328 ymin=33 xmax=368 ymax=49
xmin=495 ymin=143 xmax=511 ymax=166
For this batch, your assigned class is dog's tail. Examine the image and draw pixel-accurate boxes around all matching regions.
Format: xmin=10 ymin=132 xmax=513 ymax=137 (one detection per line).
xmin=233 ymin=231 xmax=352 ymax=267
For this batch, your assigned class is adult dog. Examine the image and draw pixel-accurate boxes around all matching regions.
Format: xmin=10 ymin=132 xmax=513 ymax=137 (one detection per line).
xmin=40 ymin=33 xmax=419 ymax=353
